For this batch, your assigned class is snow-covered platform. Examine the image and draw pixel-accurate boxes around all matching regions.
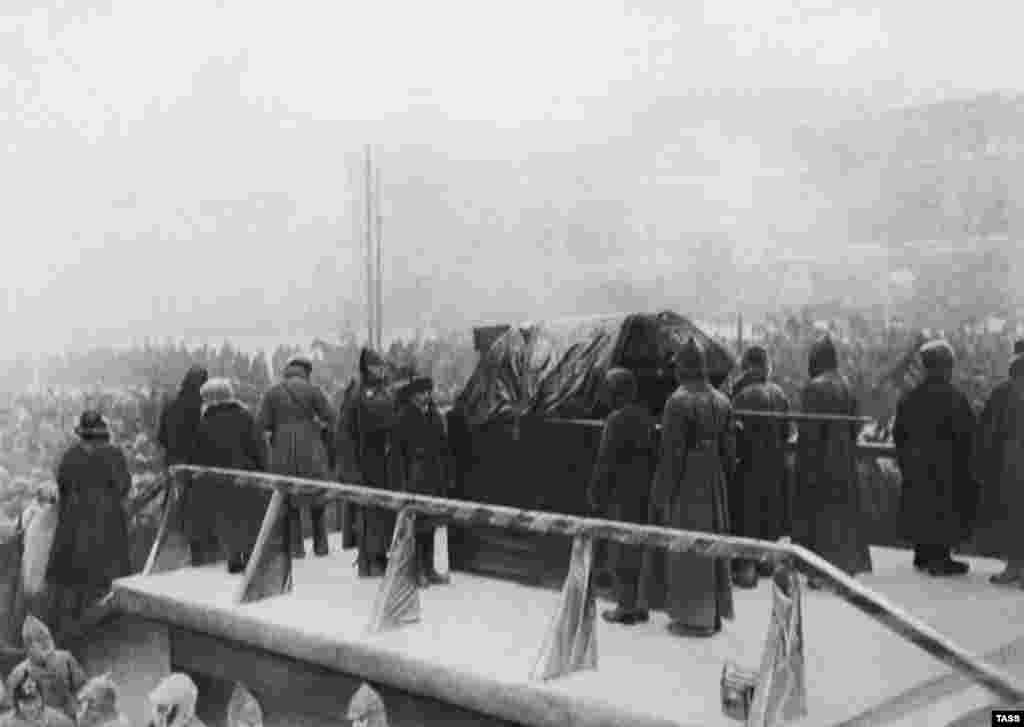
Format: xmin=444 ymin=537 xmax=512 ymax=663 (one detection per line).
xmin=109 ymin=535 xmax=1024 ymax=727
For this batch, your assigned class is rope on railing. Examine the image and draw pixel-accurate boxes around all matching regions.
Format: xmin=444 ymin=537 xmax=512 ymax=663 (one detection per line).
xmin=160 ymin=465 xmax=1024 ymax=705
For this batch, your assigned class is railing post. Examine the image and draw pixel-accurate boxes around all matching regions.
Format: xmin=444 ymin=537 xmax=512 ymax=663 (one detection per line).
xmin=142 ymin=470 xmax=191 ymax=576
xmin=234 ymin=486 xmax=292 ymax=605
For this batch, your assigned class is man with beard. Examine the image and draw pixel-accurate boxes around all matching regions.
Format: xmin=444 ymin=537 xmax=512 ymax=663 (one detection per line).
xmin=892 ymin=340 xmax=977 ymax=576
xmin=587 ymin=367 xmax=657 ymax=625
xmin=729 ymin=346 xmax=791 ymax=588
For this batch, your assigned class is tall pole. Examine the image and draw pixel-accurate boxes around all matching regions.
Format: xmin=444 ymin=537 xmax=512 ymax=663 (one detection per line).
xmin=365 ymin=145 xmax=375 ymax=349
xmin=375 ymin=163 xmax=383 ymax=351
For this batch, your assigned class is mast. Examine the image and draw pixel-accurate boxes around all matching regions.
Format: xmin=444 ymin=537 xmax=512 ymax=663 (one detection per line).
xmin=375 ymin=163 xmax=383 ymax=350
xmin=364 ymin=145 xmax=375 ymax=349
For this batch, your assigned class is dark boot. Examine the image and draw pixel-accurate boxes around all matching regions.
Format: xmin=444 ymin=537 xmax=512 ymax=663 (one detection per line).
xmin=312 ymin=506 xmax=329 ymax=557
xmin=732 ymin=560 xmax=759 ymax=589
xmin=289 ymin=508 xmax=306 ymax=559
xmin=227 ymin=552 xmax=248 ymax=574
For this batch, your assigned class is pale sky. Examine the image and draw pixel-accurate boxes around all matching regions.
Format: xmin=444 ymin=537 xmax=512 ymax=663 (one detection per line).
xmin=1 ymin=0 xmax=1019 ymax=355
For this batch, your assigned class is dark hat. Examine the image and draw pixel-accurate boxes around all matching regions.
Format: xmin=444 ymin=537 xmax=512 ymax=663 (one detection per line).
xmin=402 ymin=376 xmax=434 ymax=398
xmin=75 ymin=410 xmax=109 ymax=439
xmin=285 ymin=354 xmax=313 ymax=371
xmin=741 ymin=345 xmax=769 ymax=371
xmin=675 ymin=337 xmax=706 ymax=379
xmin=919 ymin=339 xmax=955 ymax=372
xmin=604 ymin=367 xmax=637 ymax=404
xmin=1014 ymin=340 xmax=1024 ymax=356
xmin=808 ymin=336 xmax=838 ymax=378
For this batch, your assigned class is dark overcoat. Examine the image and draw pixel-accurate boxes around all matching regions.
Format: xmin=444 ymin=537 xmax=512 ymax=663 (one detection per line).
xmin=643 ymin=381 xmax=735 ymax=629
xmin=390 ymin=401 xmax=452 ymax=533
xmin=48 ymin=443 xmax=132 ymax=591
xmin=973 ymin=359 xmax=1024 ymax=560
xmin=730 ymin=371 xmax=791 ymax=541
xmin=892 ymin=376 xmax=977 ymax=547
xmin=192 ymin=401 xmax=269 ymax=554
xmin=157 ymin=367 xmax=207 ymax=466
xmin=793 ymin=366 xmax=873 ymax=576
xmin=587 ymin=402 xmax=657 ymax=523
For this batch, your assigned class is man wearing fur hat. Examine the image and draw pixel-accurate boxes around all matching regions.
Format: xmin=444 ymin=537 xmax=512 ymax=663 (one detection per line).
xmin=974 ymin=340 xmax=1024 ymax=586
xmin=258 ymin=355 xmax=336 ymax=558
xmin=193 ymin=378 xmax=268 ymax=573
xmin=389 ymin=376 xmax=452 ymax=586
xmin=644 ymin=338 xmax=734 ymax=638
xmin=729 ymin=346 xmax=792 ymax=588
xmin=587 ymin=367 xmax=656 ymax=625
xmin=893 ymin=340 xmax=977 ymax=576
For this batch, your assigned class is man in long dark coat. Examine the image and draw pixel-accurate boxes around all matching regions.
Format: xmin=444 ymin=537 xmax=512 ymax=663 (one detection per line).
xmin=644 ymin=338 xmax=734 ymax=638
xmin=344 ymin=349 xmax=399 ymax=577
xmin=157 ymin=365 xmax=208 ymax=467
xmin=390 ymin=377 xmax=452 ymax=587
xmin=730 ymin=346 xmax=791 ymax=588
xmin=974 ymin=340 xmax=1024 ymax=586
xmin=192 ymin=378 xmax=268 ymax=573
xmin=793 ymin=337 xmax=872 ymax=588
xmin=587 ymin=368 xmax=657 ymax=625
xmin=892 ymin=340 xmax=977 ymax=576
xmin=258 ymin=356 xmax=336 ymax=558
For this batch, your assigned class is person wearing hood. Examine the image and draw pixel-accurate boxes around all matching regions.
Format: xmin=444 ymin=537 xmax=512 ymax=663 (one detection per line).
xmin=257 ymin=355 xmax=336 ymax=558
xmin=345 ymin=349 xmax=399 ymax=577
xmin=893 ymin=340 xmax=977 ymax=577
xmin=77 ymin=673 xmax=130 ymax=727
xmin=390 ymin=376 xmax=452 ymax=586
xmin=157 ymin=366 xmax=209 ymax=468
xmin=729 ymin=346 xmax=792 ymax=588
xmin=0 ymin=672 xmax=73 ymax=727
xmin=973 ymin=340 xmax=1024 ymax=586
xmin=192 ymin=378 xmax=268 ymax=573
xmin=793 ymin=337 xmax=872 ymax=588
xmin=587 ymin=367 xmax=657 ymax=625
xmin=46 ymin=411 xmax=132 ymax=639
xmin=643 ymin=338 xmax=735 ymax=638
xmin=7 ymin=615 xmax=86 ymax=722
xmin=146 ymin=673 xmax=206 ymax=727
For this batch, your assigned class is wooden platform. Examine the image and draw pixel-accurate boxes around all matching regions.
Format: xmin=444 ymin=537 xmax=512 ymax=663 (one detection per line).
xmin=110 ymin=535 xmax=1024 ymax=727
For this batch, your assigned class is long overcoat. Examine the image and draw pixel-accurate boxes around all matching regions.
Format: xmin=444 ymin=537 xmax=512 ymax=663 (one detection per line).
xmin=47 ymin=443 xmax=132 ymax=592
xmin=643 ymin=380 xmax=735 ymax=630
xmin=730 ymin=371 xmax=791 ymax=541
xmin=973 ymin=359 xmax=1024 ymax=560
xmin=892 ymin=376 xmax=977 ymax=547
xmin=192 ymin=401 xmax=269 ymax=556
xmin=390 ymin=401 xmax=452 ymax=533
xmin=793 ymin=366 xmax=872 ymax=576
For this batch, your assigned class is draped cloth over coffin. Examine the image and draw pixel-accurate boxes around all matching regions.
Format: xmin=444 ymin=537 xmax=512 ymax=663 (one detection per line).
xmin=747 ymin=566 xmax=808 ymax=727
xmin=530 ymin=533 xmax=598 ymax=681
xmin=456 ymin=311 xmax=738 ymax=429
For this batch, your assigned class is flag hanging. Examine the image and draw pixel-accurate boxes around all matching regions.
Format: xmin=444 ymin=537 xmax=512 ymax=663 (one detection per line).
xmin=746 ymin=565 xmax=809 ymax=726
xmin=366 ymin=507 xmax=421 ymax=634
xmin=530 ymin=533 xmax=598 ymax=681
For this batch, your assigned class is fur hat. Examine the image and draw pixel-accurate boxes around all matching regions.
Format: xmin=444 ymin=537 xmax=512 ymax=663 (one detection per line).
xmin=75 ymin=410 xmax=110 ymax=440
xmin=674 ymin=337 xmax=707 ymax=379
xmin=919 ymin=339 xmax=955 ymax=373
xmin=741 ymin=345 xmax=769 ymax=372
xmin=200 ymin=377 xmax=238 ymax=406
xmin=604 ymin=367 xmax=637 ymax=405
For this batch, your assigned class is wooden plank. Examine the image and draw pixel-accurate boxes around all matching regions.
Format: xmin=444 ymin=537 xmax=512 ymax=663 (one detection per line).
xmin=235 ymin=488 xmax=292 ymax=605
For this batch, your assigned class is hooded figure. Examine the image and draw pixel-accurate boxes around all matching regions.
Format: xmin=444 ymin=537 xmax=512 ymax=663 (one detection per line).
xmin=643 ymin=338 xmax=735 ymax=637
xmin=793 ymin=337 xmax=872 ymax=587
xmin=345 ymin=683 xmax=388 ymax=727
xmin=157 ymin=366 xmax=209 ymax=467
xmin=587 ymin=368 xmax=656 ymax=625
xmin=7 ymin=615 xmax=86 ymax=722
xmin=77 ymin=673 xmax=130 ymax=727
xmin=258 ymin=355 xmax=336 ymax=558
xmin=345 ymin=348 xmax=400 ymax=577
xmin=0 ymin=671 xmax=74 ymax=727
xmin=193 ymin=379 xmax=269 ymax=573
xmin=147 ymin=673 xmax=206 ymax=727
xmin=47 ymin=411 xmax=132 ymax=639
xmin=973 ymin=340 xmax=1024 ymax=586
xmin=892 ymin=340 xmax=977 ymax=576
xmin=390 ymin=376 xmax=452 ymax=586
xmin=729 ymin=346 xmax=792 ymax=588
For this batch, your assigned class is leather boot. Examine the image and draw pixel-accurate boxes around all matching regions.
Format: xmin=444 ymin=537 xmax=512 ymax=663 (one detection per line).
xmin=289 ymin=508 xmax=306 ymax=558
xmin=312 ymin=506 xmax=329 ymax=557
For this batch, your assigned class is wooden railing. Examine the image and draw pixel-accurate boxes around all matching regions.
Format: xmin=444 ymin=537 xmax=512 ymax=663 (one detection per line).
xmin=146 ymin=464 xmax=1024 ymax=711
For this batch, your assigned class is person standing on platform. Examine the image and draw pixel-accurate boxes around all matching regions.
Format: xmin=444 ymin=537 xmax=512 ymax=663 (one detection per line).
xmin=258 ymin=355 xmax=336 ymax=558
xmin=346 ymin=349 xmax=400 ymax=577
xmin=587 ymin=367 xmax=657 ymax=625
xmin=793 ymin=336 xmax=872 ymax=589
xmin=192 ymin=378 xmax=269 ymax=574
xmin=47 ymin=411 xmax=132 ymax=639
xmin=974 ymin=340 xmax=1024 ymax=586
xmin=892 ymin=340 xmax=977 ymax=576
xmin=390 ymin=376 xmax=452 ymax=587
xmin=644 ymin=338 xmax=735 ymax=638
xmin=729 ymin=346 xmax=791 ymax=588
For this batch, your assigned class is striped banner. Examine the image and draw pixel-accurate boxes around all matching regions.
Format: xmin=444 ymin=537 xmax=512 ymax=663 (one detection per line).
xmin=366 ymin=507 xmax=421 ymax=635
xmin=169 ymin=466 xmax=1024 ymax=705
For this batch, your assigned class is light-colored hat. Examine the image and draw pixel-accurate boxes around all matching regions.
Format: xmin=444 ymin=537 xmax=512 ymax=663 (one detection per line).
xmin=200 ymin=377 xmax=237 ymax=406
